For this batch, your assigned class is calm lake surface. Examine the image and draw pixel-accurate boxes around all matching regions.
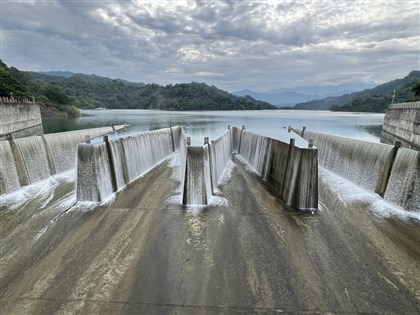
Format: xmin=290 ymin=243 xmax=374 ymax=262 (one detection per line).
xmin=43 ymin=109 xmax=384 ymax=145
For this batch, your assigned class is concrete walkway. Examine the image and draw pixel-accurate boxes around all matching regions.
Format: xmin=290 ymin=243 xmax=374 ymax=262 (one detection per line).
xmin=1 ymin=156 xmax=420 ymax=314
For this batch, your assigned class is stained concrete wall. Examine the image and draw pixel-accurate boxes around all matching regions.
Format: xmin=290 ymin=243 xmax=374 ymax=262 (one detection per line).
xmin=0 ymin=98 xmax=43 ymax=139
xmin=0 ymin=126 xmax=121 ymax=196
xmin=381 ymin=101 xmax=420 ymax=151
xmin=237 ymin=129 xmax=318 ymax=211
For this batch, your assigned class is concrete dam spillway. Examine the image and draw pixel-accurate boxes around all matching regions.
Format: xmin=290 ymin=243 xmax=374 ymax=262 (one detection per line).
xmin=76 ymin=126 xmax=318 ymax=211
xmin=1 ymin=125 xmax=420 ymax=314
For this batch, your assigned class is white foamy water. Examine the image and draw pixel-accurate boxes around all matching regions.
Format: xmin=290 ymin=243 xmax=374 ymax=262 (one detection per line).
xmin=319 ymin=167 xmax=420 ymax=221
xmin=0 ymin=169 xmax=76 ymax=209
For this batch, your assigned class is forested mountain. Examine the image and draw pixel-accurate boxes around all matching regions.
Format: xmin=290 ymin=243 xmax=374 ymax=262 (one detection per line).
xmin=293 ymin=71 xmax=420 ymax=112
xmin=0 ymin=60 xmax=275 ymax=115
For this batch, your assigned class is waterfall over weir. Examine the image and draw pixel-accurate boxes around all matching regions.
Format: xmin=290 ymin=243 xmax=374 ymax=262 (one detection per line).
xmin=298 ymin=129 xmax=420 ymax=212
xmin=77 ymin=126 xmax=318 ymax=211
xmin=0 ymin=141 xmax=21 ymax=194
xmin=0 ymin=126 xmax=123 ymax=195
xmin=385 ymin=148 xmax=420 ymax=211
xmin=77 ymin=127 xmax=184 ymax=202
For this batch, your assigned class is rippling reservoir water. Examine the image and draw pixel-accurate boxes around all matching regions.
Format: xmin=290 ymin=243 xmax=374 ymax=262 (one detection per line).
xmin=43 ymin=109 xmax=384 ymax=145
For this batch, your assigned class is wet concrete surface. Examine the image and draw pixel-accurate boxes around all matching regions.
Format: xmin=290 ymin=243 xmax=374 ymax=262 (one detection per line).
xmin=1 ymin=156 xmax=420 ymax=314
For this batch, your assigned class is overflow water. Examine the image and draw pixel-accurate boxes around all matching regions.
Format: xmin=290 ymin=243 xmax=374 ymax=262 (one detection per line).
xmin=303 ymin=130 xmax=393 ymax=192
xmin=13 ymin=136 xmax=51 ymax=185
xmin=43 ymin=127 xmax=114 ymax=174
xmin=385 ymin=148 xmax=420 ymax=212
xmin=77 ymin=142 xmax=113 ymax=202
xmin=117 ymin=128 xmax=174 ymax=183
xmin=0 ymin=141 xmax=21 ymax=194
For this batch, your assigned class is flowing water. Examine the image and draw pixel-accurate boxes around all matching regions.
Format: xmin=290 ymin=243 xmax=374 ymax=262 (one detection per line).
xmin=0 ymin=141 xmax=21 ymax=194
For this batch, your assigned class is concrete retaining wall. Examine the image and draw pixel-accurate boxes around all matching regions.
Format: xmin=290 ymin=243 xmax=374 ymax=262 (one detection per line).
xmin=0 ymin=126 xmax=120 ymax=196
xmin=0 ymin=98 xmax=43 ymax=139
xmin=381 ymin=101 xmax=420 ymax=151
xmin=298 ymin=129 xmax=419 ymax=211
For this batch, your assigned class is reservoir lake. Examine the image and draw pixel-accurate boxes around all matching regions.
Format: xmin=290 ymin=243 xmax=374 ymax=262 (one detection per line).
xmin=43 ymin=109 xmax=385 ymax=145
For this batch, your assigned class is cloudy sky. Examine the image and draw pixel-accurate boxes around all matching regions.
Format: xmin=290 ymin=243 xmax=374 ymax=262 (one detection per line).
xmin=1 ymin=0 xmax=419 ymax=92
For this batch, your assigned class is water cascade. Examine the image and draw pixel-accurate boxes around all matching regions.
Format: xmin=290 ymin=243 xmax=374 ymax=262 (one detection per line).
xmin=0 ymin=126 xmax=121 ymax=196
xmin=76 ymin=126 xmax=318 ymax=211
xmin=77 ymin=127 xmax=183 ymax=202
xmin=77 ymin=143 xmax=114 ymax=202
xmin=385 ymin=148 xmax=420 ymax=211
xmin=238 ymin=130 xmax=270 ymax=174
xmin=44 ymin=127 xmax=113 ymax=174
xmin=0 ymin=141 xmax=21 ymax=194
xmin=298 ymin=129 xmax=419 ymax=212
xmin=112 ymin=128 xmax=175 ymax=184
xmin=13 ymin=136 xmax=51 ymax=185
xmin=302 ymin=130 xmax=393 ymax=193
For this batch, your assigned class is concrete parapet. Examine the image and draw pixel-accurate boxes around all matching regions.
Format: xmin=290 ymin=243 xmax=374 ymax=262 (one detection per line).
xmin=389 ymin=101 xmax=420 ymax=109
xmin=0 ymin=102 xmax=43 ymax=139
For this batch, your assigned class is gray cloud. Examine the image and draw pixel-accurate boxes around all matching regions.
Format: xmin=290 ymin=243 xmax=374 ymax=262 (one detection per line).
xmin=1 ymin=0 xmax=418 ymax=91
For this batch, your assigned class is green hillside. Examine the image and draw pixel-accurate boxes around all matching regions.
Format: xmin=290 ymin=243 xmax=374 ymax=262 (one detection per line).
xmin=294 ymin=71 xmax=420 ymax=112
xmin=0 ymin=60 xmax=275 ymax=114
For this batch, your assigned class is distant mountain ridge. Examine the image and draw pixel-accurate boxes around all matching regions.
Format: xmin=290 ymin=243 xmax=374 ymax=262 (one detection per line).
xmin=293 ymin=71 xmax=420 ymax=112
xmin=0 ymin=59 xmax=276 ymax=112
xmin=233 ymin=83 xmax=373 ymax=107
xmin=38 ymin=71 xmax=146 ymax=87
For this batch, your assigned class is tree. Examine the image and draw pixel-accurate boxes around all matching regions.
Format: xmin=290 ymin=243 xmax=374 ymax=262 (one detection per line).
xmin=412 ymin=81 xmax=420 ymax=100
xmin=0 ymin=68 xmax=29 ymax=98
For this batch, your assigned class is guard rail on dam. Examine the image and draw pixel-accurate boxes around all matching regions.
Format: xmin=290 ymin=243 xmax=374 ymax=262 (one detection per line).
xmin=77 ymin=126 xmax=318 ymax=211
xmin=0 ymin=126 xmax=124 ymax=196
xmin=0 ymin=97 xmax=43 ymax=140
xmin=381 ymin=101 xmax=420 ymax=151
xmin=296 ymin=128 xmax=420 ymax=212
